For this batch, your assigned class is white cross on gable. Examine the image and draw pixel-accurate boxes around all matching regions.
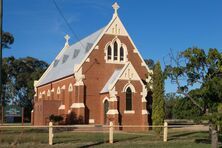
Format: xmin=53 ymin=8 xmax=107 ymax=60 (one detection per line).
xmin=64 ymin=34 xmax=70 ymax=47
xmin=112 ymin=2 xmax=120 ymax=16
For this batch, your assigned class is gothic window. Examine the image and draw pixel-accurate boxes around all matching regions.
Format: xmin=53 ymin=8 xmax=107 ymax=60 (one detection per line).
xmin=106 ymin=39 xmax=127 ymax=63
xmin=126 ymin=87 xmax=132 ymax=110
xmin=108 ymin=45 xmax=112 ymax=60
xmin=120 ymin=46 xmax=124 ymax=61
xmin=114 ymin=41 xmax=118 ymax=60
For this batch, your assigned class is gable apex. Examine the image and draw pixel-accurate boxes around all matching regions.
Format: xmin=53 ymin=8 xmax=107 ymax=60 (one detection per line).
xmin=105 ymin=16 xmax=128 ymax=36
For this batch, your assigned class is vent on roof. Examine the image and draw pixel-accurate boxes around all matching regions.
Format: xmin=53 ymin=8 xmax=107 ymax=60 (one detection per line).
xmin=73 ymin=49 xmax=80 ymax=59
xmin=62 ymin=54 xmax=69 ymax=64
xmin=53 ymin=59 xmax=59 ymax=67
xmin=85 ymin=43 xmax=93 ymax=53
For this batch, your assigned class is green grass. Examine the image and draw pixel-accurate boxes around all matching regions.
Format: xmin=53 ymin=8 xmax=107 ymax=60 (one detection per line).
xmin=0 ymin=127 xmax=216 ymax=148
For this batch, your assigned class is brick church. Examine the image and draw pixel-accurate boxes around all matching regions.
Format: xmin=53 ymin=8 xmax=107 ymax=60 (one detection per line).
xmin=32 ymin=2 xmax=152 ymax=126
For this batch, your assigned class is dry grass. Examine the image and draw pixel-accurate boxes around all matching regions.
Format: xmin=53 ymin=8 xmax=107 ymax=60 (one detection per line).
xmin=0 ymin=127 xmax=216 ymax=148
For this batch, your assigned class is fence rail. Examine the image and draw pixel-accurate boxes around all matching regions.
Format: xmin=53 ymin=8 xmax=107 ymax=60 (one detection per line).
xmin=0 ymin=122 xmax=214 ymax=147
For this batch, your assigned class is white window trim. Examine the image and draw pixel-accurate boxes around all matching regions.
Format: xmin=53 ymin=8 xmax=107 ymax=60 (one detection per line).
xmin=58 ymin=104 xmax=65 ymax=110
xmin=142 ymin=110 xmax=148 ymax=115
xmin=124 ymin=110 xmax=135 ymax=114
xmin=57 ymin=87 xmax=61 ymax=94
xmin=89 ymin=119 xmax=95 ymax=124
xmin=70 ymin=103 xmax=85 ymax=108
xmin=122 ymin=82 xmax=136 ymax=93
xmin=105 ymin=37 xmax=128 ymax=64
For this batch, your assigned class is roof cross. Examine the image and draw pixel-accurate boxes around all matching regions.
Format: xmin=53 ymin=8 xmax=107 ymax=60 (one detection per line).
xmin=112 ymin=2 xmax=120 ymax=17
xmin=64 ymin=34 xmax=70 ymax=47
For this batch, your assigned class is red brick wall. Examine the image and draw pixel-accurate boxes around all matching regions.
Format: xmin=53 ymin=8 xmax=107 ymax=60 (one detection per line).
xmin=34 ymin=76 xmax=76 ymax=125
xmin=82 ymin=34 xmax=148 ymax=124
xmin=115 ymin=80 xmax=145 ymax=126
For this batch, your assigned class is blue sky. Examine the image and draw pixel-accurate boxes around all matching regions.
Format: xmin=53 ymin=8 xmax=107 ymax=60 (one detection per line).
xmin=3 ymin=0 xmax=222 ymax=93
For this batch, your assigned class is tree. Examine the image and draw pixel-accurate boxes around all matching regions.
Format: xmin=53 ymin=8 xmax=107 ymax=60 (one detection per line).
xmin=164 ymin=93 xmax=203 ymax=121
xmin=2 ymin=31 xmax=14 ymax=49
xmin=2 ymin=56 xmax=48 ymax=121
xmin=164 ymin=48 xmax=222 ymax=113
xmin=164 ymin=93 xmax=178 ymax=119
xmin=1 ymin=31 xmax=14 ymax=122
xmin=152 ymin=61 xmax=165 ymax=134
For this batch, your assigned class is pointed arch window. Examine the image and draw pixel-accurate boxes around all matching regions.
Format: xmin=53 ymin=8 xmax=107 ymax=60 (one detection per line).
xmin=107 ymin=45 xmax=112 ymax=60
xmin=120 ymin=46 xmax=124 ymax=61
xmin=113 ymin=41 xmax=118 ymax=60
xmin=126 ymin=87 xmax=132 ymax=110
xmin=105 ymin=39 xmax=127 ymax=63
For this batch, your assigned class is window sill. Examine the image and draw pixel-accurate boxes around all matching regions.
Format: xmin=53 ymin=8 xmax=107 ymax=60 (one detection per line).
xmin=124 ymin=110 xmax=135 ymax=114
xmin=106 ymin=60 xmax=126 ymax=64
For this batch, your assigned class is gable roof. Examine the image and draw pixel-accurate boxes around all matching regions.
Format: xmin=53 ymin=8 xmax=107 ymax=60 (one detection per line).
xmin=36 ymin=27 xmax=104 ymax=87
xmin=100 ymin=62 xmax=144 ymax=93
xmin=100 ymin=68 xmax=123 ymax=93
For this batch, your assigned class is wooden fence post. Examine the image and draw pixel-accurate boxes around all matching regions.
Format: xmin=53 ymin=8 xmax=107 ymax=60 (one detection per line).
xmin=211 ymin=129 xmax=218 ymax=148
xmin=163 ymin=121 xmax=168 ymax=142
xmin=49 ymin=122 xmax=53 ymax=145
xmin=109 ymin=121 xmax=113 ymax=144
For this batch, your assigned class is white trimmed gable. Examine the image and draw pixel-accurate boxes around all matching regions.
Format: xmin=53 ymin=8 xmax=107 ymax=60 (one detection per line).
xmin=119 ymin=63 xmax=141 ymax=81
xmin=105 ymin=17 xmax=128 ymax=36
xmin=101 ymin=62 xmax=145 ymax=93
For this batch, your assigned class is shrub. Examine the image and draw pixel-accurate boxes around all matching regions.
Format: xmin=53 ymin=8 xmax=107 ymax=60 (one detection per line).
xmin=49 ymin=114 xmax=63 ymax=123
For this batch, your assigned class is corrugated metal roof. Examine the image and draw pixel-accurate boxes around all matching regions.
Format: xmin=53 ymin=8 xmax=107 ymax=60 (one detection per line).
xmin=37 ymin=27 xmax=105 ymax=87
xmin=100 ymin=68 xmax=123 ymax=93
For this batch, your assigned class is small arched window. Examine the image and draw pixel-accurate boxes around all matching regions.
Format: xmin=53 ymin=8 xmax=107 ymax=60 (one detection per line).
xmin=107 ymin=45 xmax=112 ymax=60
xmin=126 ymin=87 xmax=132 ymax=110
xmin=114 ymin=41 xmax=118 ymax=60
xmin=120 ymin=46 xmax=124 ymax=61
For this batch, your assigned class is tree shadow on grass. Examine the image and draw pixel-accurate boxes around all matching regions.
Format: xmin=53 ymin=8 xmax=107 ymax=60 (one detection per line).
xmin=114 ymin=135 xmax=143 ymax=143
xmin=78 ymin=136 xmax=142 ymax=148
xmin=53 ymin=138 xmax=81 ymax=144
xmin=168 ymin=131 xmax=207 ymax=141
xmin=195 ymin=139 xmax=210 ymax=144
xmin=78 ymin=141 xmax=106 ymax=148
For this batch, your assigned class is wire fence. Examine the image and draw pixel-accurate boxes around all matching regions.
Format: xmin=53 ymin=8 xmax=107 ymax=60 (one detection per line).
xmin=0 ymin=122 xmax=218 ymax=147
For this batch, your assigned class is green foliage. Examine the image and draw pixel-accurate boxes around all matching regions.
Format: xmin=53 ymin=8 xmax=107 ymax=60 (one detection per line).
xmin=2 ymin=56 xmax=48 ymax=120
xmin=164 ymin=93 xmax=181 ymax=119
xmin=218 ymin=104 xmax=222 ymax=113
xmin=49 ymin=114 xmax=64 ymax=123
xmin=164 ymin=48 xmax=222 ymax=113
xmin=1 ymin=31 xmax=14 ymax=49
xmin=172 ymin=97 xmax=203 ymax=120
xmin=152 ymin=61 xmax=165 ymax=134
xmin=165 ymin=93 xmax=203 ymax=122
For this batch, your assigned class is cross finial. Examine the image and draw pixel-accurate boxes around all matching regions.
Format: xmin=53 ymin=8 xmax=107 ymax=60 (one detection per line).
xmin=112 ymin=2 xmax=120 ymax=17
xmin=64 ymin=34 xmax=70 ymax=47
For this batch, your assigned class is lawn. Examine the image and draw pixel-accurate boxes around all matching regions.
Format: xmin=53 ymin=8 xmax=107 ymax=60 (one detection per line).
xmin=0 ymin=127 xmax=216 ymax=148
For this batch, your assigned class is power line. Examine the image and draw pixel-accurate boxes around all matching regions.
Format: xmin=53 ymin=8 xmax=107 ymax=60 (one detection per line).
xmin=52 ymin=0 xmax=85 ymax=49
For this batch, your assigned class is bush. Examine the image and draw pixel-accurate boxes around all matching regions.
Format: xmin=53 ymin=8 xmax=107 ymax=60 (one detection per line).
xmin=49 ymin=114 xmax=63 ymax=123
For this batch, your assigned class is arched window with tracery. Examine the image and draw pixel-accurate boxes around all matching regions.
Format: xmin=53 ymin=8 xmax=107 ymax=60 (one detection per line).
xmin=126 ymin=87 xmax=132 ymax=110
xmin=120 ymin=46 xmax=124 ymax=61
xmin=114 ymin=41 xmax=118 ymax=60
xmin=107 ymin=45 xmax=112 ymax=60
